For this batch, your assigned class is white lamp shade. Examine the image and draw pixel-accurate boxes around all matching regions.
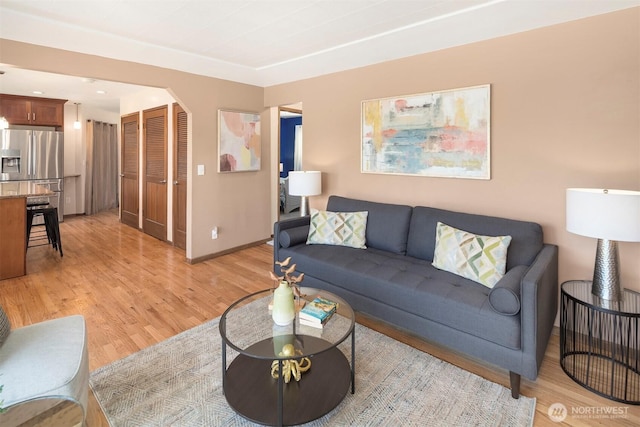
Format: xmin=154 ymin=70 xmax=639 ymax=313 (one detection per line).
xmin=288 ymin=171 xmax=321 ymax=196
xmin=566 ymin=188 xmax=640 ymax=242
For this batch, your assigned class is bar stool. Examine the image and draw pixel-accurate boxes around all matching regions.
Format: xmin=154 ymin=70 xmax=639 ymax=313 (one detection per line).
xmin=26 ymin=205 xmax=63 ymax=257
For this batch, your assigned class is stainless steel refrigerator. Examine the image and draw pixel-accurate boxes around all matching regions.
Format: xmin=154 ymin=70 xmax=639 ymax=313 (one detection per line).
xmin=0 ymin=129 xmax=64 ymax=221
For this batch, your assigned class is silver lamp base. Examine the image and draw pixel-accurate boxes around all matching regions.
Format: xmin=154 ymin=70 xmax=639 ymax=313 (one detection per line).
xmin=592 ymin=238 xmax=623 ymax=301
xmin=299 ymin=196 xmax=309 ymax=217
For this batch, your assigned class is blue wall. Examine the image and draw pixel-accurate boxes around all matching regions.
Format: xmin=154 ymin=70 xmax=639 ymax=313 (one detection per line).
xmin=280 ymin=116 xmax=302 ymax=178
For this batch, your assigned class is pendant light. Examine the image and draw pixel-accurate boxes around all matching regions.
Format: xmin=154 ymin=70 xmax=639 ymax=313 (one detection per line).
xmin=73 ymin=103 xmax=81 ymax=129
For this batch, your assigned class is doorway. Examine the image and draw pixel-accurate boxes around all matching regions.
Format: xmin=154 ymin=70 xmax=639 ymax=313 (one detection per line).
xmin=278 ymin=105 xmax=302 ymax=221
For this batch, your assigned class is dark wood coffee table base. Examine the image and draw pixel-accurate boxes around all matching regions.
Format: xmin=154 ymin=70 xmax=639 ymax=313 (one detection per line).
xmin=223 ymin=338 xmax=352 ymax=426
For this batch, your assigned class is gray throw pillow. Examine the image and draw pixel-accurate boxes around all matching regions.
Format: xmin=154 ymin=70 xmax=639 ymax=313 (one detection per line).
xmin=279 ymin=226 xmax=309 ymax=248
xmin=0 ymin=305 xmax=11 ymax=346
xmin=487 ymin=265 xmax=527 ymax=316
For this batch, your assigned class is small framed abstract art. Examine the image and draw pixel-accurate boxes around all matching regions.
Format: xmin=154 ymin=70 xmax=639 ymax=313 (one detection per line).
xmin=218 ymin=109 xmax=261 ymax=172
xmin=361 ymin=84 xmax=490 ymax=179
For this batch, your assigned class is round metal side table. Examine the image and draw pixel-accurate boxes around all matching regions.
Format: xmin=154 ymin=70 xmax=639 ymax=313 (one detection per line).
xmin=560 ymin=280 xmax=640 ymax=404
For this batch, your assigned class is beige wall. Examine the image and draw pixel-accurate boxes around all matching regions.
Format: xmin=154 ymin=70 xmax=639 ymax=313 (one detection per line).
xmin=0 ymin=39 xmax=271 ymax=260
xmin=1 ymin=8 xmax=638 ymax=291
xmin=265 ymin=8 xmax=640 ymax=290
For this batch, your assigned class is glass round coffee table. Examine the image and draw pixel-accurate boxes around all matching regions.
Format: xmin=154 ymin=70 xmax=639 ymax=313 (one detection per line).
xmin=219 ymin=287 xmax=355 ymax=426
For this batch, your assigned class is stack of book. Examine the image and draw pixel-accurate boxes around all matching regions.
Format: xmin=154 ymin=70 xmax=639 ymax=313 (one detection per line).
xmin=299 ymin=296 xmax=338 ymax=329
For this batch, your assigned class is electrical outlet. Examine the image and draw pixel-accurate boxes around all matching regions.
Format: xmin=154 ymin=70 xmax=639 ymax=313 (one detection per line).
xmin=65 ymin=197 xmax=71 ymax=204
xmin=211 ymin=227 xmax=218 ymax=239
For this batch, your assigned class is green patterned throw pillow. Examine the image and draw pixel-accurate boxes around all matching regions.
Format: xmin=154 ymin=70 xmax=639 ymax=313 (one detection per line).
xmin=432 ymin=222 xmax=512 ymax=288
xmin=307 ymin=210 xmax=368 ymax=249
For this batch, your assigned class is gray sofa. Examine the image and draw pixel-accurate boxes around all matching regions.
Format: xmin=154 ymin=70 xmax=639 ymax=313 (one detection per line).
xmin=274 ymin=195 xmax=558 ymax=398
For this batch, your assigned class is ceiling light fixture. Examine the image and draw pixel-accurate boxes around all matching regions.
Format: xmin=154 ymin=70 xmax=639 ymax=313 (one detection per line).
xmin=96 ymin=90 xmax=106 ymax=94
xmin=32 ymin=90 xmax=44 ymax=95
xmin=73 ymin=103 xmax=81 ymax=130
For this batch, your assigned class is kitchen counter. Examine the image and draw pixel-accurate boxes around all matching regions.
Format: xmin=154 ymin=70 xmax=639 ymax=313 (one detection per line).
xmin=0 ymin=181 xmax=55 ymax=198
xmin=0 ymin=182 xmax=54 ymax=280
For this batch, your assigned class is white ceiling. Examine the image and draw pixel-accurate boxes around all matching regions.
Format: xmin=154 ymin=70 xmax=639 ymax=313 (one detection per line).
xmin=0 ymin=0 xmax=638 ymax=111
xmin=0 ymin=66 xmax=150 ymax=113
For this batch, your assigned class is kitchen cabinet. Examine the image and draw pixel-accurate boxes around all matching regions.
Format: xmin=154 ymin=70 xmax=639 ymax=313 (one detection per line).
xmin=0 ymin=196 xmax=26 ymax=280
xmin=0 ymin=94 xmax=67 ymax=129
xmin=0 ymin=182 xmax=55 ymax=280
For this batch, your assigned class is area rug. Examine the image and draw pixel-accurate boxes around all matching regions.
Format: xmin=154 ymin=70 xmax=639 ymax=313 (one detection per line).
xmin=90 ymin=315 xmax=536 ymax=426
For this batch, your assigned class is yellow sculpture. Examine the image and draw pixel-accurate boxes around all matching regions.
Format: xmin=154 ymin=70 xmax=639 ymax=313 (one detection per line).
xmin=270 ymin=344 xmax=311 ymax=383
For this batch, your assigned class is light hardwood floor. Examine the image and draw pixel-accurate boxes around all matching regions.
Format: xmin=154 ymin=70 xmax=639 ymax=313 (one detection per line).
xmin=1 ymin=210 xmax=638 ymax=426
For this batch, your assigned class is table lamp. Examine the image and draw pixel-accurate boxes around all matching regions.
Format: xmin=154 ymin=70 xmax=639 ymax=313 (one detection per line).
xmin=289 ymin=171 xmax=321 ymax=216
xmin=566 ymin=188 xmax=640 ymax=300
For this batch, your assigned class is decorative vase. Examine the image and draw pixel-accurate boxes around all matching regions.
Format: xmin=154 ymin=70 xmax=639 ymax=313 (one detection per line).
xmin=272 ymin=281 xmax=295 ymax=326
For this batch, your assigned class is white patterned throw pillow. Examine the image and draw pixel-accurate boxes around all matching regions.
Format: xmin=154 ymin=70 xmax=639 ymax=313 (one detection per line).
xmin=432 ymin=222 xmax=512 ymax=288
xmin=306 ymin=210 xmax=368 ymax=249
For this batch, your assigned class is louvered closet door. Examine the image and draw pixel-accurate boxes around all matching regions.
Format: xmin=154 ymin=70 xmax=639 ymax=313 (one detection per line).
xmin=173 ymin=104 xmax=187 ymax=250
xmin=121 ymin=113 xmax=139 ymax=228
xmin=142 ymin=106 xmax=168 ymax=241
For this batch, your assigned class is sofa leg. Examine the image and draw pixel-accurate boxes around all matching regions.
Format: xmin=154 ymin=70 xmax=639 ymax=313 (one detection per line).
xmin=510 ymin=371 xmax=521 ymax=399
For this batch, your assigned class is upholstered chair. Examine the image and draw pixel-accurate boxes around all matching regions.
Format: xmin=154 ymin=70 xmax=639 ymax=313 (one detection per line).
xmin=0 ymin=305 xmax=89 ymax=426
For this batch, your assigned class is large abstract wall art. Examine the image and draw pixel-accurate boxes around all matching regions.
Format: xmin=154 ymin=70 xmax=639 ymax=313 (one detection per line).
xmin=218 ymin=109 xmax=261 ymax=172
xmin=361 ymin=85 xmax=490 ymax=179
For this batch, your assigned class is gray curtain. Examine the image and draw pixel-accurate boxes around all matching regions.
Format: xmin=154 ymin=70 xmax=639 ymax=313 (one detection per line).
xmin=85 ymin=120 xmax=119 ymax=215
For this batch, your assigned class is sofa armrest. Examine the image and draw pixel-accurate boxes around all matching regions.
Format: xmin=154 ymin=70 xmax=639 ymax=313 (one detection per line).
xmin=519 ymin=244 xmax=559 ymax=379
xmin=273 ymin=216 xmax=310 ymax=264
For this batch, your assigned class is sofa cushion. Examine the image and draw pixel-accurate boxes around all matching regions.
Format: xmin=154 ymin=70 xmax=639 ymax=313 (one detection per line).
xmin=327 ymin=196 xmax=413 ymax=254
xmin=406 ymin=206 xmax=543 ymax=270
xmin=0 ymin=305 xmax=10 ymax=347
xmin=432 ymin=222 xmax=512 ymax=288
xmin=306 ymin=210 xmax=368 ymax=249
xmin=488 ymin=265 xmax=527 ymax=315
xmin=279 ymin=244 xmax=521 ymax=349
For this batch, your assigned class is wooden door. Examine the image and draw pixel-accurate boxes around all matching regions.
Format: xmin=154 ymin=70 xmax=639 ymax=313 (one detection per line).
xmin=142 ymin=106 xmax=168 ymax=241
xmin=172 ymin=103 xmax=187 ymax=250
xmin=120 ymin=113 xmax=139 ymax=229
